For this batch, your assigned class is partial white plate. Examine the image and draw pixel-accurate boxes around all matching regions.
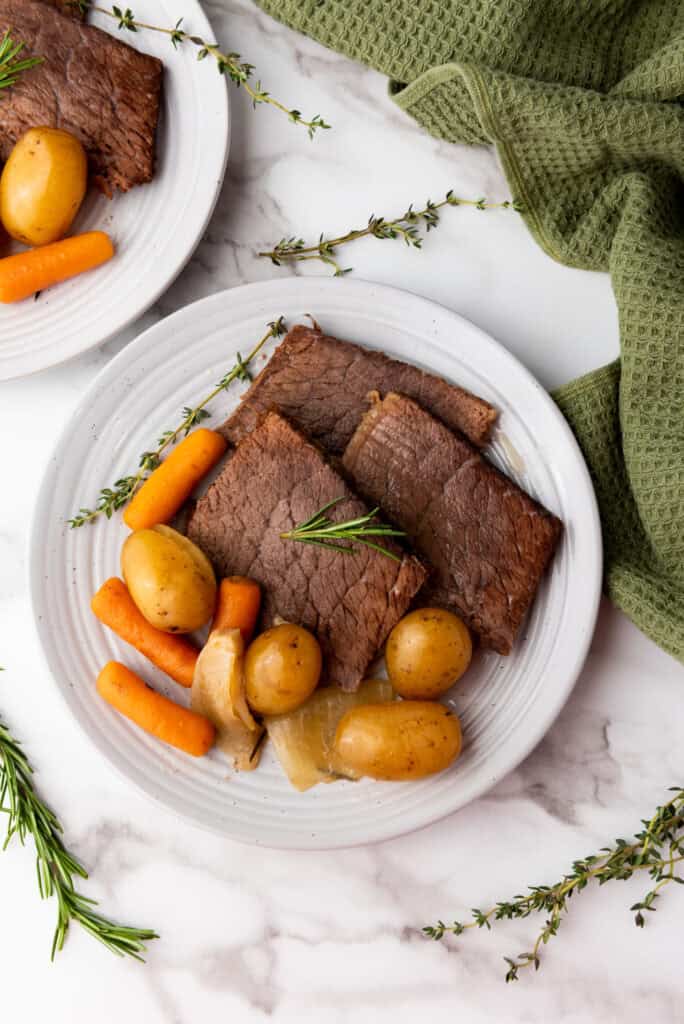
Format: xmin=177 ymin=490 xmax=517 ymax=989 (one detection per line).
xmin=30 ymin=279 xmax=602 ymax=848
xmin=0 ymin=1 xmax=229 ymax=381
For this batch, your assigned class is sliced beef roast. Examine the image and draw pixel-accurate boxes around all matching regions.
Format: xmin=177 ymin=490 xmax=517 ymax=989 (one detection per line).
xmin=43 ymin=0 xmax=84 ymax=17
xmin=188 ymin=412 xmax=427 ymax=691
xmin=342 ymin=393 xmax=562 ymax=655
xmin=0 ymin=0 xmax=162 ymax=192
xmin=220 ymin=324 xmax=498 ymax=453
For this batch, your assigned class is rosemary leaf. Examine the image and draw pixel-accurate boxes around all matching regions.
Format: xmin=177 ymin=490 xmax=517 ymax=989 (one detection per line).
xmin=69 ymin=316 xmax=286 ymax=528
xmin=424 ymin=786 xmax=684 ymax=981
xmin=259 ymin=190 xmax=523 ymax=275
xmin=0 ymin=30 xmax=43 ymax=90
xmin=71 ymin=3 xmax=330 ymax=137
xmin=0 ymin=682 xmax=157 ymax=961
xmin=281 ymin=497 xmax=405 ymax=562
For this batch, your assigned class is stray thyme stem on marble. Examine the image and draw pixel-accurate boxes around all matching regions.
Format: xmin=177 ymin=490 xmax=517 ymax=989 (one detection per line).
xmin=424 ymin=787 xmax=684 ymax=982
xmin=0 ymin=672 xmax=158 ymax=960
xmin=69 ymin=316 xmax=286 ymax=528
xmin=259 ymin=191 xmax=523 ymax=275
xmin=70 ymin=3 xmax=330 ymax=138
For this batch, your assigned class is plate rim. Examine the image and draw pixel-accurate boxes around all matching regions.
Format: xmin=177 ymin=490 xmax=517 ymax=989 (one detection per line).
xmin=28 ymin=277 xmax=603 ymax=848
xmin=0 ymin=0 xmax=230 ymax=382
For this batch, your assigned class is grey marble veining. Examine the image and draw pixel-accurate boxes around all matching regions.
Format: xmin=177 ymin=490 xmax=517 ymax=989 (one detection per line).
xmin=0 ymin=3 xmax=682 ymax=1022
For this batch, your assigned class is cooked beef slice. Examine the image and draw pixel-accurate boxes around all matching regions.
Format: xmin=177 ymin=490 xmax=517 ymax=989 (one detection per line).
xmin=342 ymin=393 xmax=562 ymax=655
xmin=220 ymin=324 xmax=498 ymax=453
xmin=0 ymin=0 xmax=162 ymax=192
xmin=43 ymin=0 xmax=83 ymax=18
xmin=187 ymin=412 xmax=427 ymax=691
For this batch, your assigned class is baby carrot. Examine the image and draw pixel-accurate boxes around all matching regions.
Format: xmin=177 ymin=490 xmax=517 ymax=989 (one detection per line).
xmin=211 ymin=576 xmax=262 ymax=643
xmin=0 ymin=231 xmax=114 ymax=303
xmin=96 ymin=661 xmax=215 ymax=757
xmin=124 ymin=428 xmax=227 ymax=531
xmin=92 ymin=577 xmax=199 ymax=688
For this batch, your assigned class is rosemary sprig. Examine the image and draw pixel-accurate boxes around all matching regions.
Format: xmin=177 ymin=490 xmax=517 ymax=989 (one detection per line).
xmin=71 ymin=3 xmax=330 ymax=138
xmin=0 ymin=30 xmax=43 ymax=90
xmin=69 ymin=316 xmax=286 ymax=528
xmin=260 ymin=191 xmax=523 ymax=275
xmin=424 ymin=787 xmax=684 ymax=982
xmin=0 ymin=693 xmax=157 ymax=960
xmin=281 ymin=497 xmax=405 ymax=562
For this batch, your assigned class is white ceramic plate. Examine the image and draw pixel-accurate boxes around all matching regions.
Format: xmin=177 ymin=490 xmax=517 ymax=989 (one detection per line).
xmin=30 ymin=279 xmax=602 ymax=848
xmin=0 ymin=1 xmax=229 ymax=381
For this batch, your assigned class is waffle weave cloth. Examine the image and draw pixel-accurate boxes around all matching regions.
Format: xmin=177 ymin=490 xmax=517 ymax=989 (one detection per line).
xmin=255 ymin=0 xmax=684 ymax=663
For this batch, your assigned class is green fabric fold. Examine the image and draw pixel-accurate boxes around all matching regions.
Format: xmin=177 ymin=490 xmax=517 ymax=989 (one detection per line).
xmin=255 ymin=0 xmax=684 ymax=663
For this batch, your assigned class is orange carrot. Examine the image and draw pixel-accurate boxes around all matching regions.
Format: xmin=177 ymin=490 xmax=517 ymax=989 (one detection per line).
xmin=92 ymin=578 xmax=199 ymax=688
xmin=0 ymin=231 xmax=114 ymax=303
xmin=124 ymin=428 xmax=227 ymax=531
xmin=211 ymin=576 xmax=262 ymax=642
xmin=96 ymin=661 xmax=215 ymax=757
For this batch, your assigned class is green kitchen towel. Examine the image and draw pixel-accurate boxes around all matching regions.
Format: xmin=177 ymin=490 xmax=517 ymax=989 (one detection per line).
xmin=255 ymin=0 xmax=684 ymax=664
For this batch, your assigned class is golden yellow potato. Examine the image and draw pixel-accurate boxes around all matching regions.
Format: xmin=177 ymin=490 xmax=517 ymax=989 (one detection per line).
xmin=334 ymin=701 xmax=462 ymax=781
xmin=244 ymin=624 xmax=322 ymax=716
xmin=385 ymin=608 xmax=472 ymax=699
xmin=121 ymin=525 xmax=216 ymax=633
xmin=0 ymin=127 xmax=87 ymax=246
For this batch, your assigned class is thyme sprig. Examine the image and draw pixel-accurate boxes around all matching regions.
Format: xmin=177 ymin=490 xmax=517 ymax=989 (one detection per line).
xmin=0 ymin=694 xmax=158 ymax=960
xmin=260 ymin=191 xmax=523 ymax=275
xmin=69 ymin=316 xmax=286 ymax=528
xmin=281 ymin=497 xmax=405 ymax=562
xmin=424 ymin=787 xmax=684 ymax=982
xmin=71 ymin=3 xmax=330 ymax=138
xmin=0 ymin=30 xmax=43 ymax=90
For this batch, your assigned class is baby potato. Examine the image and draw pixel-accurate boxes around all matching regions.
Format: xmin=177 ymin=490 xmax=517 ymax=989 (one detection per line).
xmin=121 ymin=525 xmax=216 ymax=633
xmin=385 ymin=608 xmax=472 ymax=699
xmin=0 ymin=128 xmax=88 ymax=247
xmin=244 ymin=624 xmax=322 ymax=716
xmin=334 ymin=701 xmax=462 ymax=781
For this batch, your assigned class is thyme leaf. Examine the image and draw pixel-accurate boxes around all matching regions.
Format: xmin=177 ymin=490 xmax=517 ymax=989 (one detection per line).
xmin=259 ymin=191 xmax=523 ymax=275
xmin=69 ymin=316 xmax=286 ymax=528
xmin=70 ymin=3 xmax=330 ymax=137
xmin=424 ymin=786 xmax=684 ymax=981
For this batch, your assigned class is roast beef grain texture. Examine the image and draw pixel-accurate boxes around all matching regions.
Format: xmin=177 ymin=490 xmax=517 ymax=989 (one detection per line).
xmin=0 ymin=0 xmax=162 ymax=192
xmin=343 ymin=393 xmax=562 ymax=655
xmin=188 ymin=412 xmax=427 ymax=691
xmin=220 ymin=324 xmax=498 ymax=453
xmin=43 ymin=0 xmax=84 ymax=17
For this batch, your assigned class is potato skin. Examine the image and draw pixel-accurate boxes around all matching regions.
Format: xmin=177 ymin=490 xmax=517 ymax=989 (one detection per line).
xmin=244 ymin=623 xmax=322 ymax=716
xmin=0 ymin=128 xmax=87 ymax=246
xmin=334 ymin=701 xmax=462 ymax=781
xmin=385 ymin=608 xmax=472 ymax=699
xmin=121 ymin=525 xmax=216 ymax=633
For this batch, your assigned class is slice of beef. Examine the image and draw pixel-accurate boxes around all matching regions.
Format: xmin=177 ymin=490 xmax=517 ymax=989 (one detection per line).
xmin=0 ymin=0 xmax=162 ymax=192
xmin=42 ymin=0 xmax=83 ymax=18
xmin=220 ymin=324 xmax=498 ymax=454
xmin=342 ymin=393 xmax=562 ymax=655
xmin=187 ymin=412 xmax=427 ymax=691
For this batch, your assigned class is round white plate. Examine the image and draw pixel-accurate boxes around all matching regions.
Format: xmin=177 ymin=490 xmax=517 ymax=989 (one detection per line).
xmin=30 ymin=279 xmax=602 ymax=848
xmin=0 ymin=1 xmax=229 ymax=381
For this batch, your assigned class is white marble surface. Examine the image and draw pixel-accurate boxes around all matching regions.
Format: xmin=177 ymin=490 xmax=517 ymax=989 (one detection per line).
xmin=1 ymin=2 xmax=683 ymax=1021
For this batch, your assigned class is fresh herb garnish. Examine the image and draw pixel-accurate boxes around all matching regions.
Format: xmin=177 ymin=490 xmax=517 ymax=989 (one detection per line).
xmin=260 ymin=191 xmax=523 ymax=275
xmin=281 ymin=497 xmax=405 ymax=562
xmin=70 ymin=3 xmax=330 ymax=138
xmin=0 ymin=688 xmax=158 ymax=960
xmin=69 ymin=316 xmax=286 ymax=528
xmin=424 ymin=786 xmax=684 ymax=982
xmin=0 ymin=30 xmax=43 ymax=90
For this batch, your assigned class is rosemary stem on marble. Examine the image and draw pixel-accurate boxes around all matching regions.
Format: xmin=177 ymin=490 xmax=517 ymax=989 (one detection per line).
xmin=71 ymin=3 xmax=330 ymax=138
xmin=0 ymin=674 xmax=158 ymax=960
xmin=69 ymin=316 xmax=286 ymax=528
xmin=281 ymin=497 xmax=405 ymax=562
xmin=424 ymin=787 xmax=684 ymax=982
xmin=0 ymin=30 xmax=43 ymax=89
xmin=259 ymin=191 xmax=523 ymax=275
